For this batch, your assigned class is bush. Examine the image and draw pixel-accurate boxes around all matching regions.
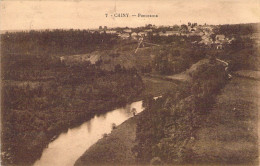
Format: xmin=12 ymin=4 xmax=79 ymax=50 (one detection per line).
xmin=111 ymin=123 xmax=117 ymax=130
xmin=102 ymin=133 xmax=108 ymax=138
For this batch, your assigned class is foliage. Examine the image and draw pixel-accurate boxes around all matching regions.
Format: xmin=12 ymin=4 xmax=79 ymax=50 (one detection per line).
xmin=1 ymin=30 xmax=143 ymax=165
xmin=134 ymin=62 xmax=228 ymax=164
xmin=216 ymin=23 xmax=258 ymax=37
xmin=150 ymin=45 xmax=206 ymax=75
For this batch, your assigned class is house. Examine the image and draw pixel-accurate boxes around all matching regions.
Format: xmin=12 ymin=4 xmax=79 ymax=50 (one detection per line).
xmin=165 ymin=31 xmax=181 ymax=36
xmin=131 ymin=32 xmax=138 ymax=36
xmin=88 ymin=30 xmax=96 ymax=34
xmin=123 ymin=29 xmax=132 ymax=33
xmin=200 ymin=35 xmax=214 ymax=45
xmin=159 ymin=32 xmax=167 ymax=36
xmin=180 ymin=33 xmax=189 ymax=37
xmin=105 ymin=30 xmax=117 ymax=34
xmin=188 ymin=26 xmax=197 ymax=32
xmin=200 ymin=40 xmax=213 ymax=45
xmin=119 ymin=33 xmax=130 ymax=39
xmin=139 ymin=32 xmax=148 ymax=37
xmin=131 ymin=32 xmax=139 ymax=39
xmin=144 ymin=29 xmax=153 ymax=32
xmin=216 ymin=34 xmax=225 ymax=41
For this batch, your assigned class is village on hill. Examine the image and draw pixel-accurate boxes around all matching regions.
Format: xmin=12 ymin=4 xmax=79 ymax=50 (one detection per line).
xmin=89 ymin=23 xmax=235 ymax=50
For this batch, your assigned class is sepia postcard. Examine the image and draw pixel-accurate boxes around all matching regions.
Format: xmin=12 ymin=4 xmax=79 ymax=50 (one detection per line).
xmin=0 ymin=0 xmax=260 ymax=165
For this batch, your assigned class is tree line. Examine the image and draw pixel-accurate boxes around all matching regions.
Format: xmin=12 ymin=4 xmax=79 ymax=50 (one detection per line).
xmin=1 ymin=29 xmax=118 ymax=56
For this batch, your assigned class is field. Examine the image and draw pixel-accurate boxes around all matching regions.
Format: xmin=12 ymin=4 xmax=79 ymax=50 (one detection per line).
xmin=192 ymin=72 xmax=260 ymax=165
xmin=140 ymin=76 xmax=178 ymax=97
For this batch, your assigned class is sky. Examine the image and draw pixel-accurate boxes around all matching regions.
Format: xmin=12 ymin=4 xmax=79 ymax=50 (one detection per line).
xmin=0 ymin=0 xmax=260 ymax=30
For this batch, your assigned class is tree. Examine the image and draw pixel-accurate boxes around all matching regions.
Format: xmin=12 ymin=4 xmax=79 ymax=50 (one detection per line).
xmin=181 ymin=24 xmax=188 ymax=32
xmin=143 ymin=94 xmax=154 ymax=109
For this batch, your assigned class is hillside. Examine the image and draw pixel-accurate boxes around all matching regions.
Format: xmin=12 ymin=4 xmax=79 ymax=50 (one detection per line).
xmin=2 ymin=23 xmax=259 ymax=165
xmin=73 ymin=58 xmax=224 ymax=166
xmin=192 ymin=72 xmax=259 ymax=165
xmin=166 ymin=58 xmax=209 ymax=82
xmin=74 ymin=115 xmax=139 ymax=166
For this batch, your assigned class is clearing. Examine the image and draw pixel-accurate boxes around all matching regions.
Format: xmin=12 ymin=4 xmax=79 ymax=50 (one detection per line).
xmin=166 ymin=59 xmax=209 ymax=82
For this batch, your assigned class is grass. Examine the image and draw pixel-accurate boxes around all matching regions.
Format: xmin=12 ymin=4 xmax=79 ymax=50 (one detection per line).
xmin=141 ymin=75 xmax=178 ymax=97
xmin=74 ymin=115 xmax=140 ymax=166
xmin=234 ymin=70 xmax=260 ymax=81
xmin=166 ymin=59 xmax=209 ymax=82
xmin=192 ymin=74 xmax=260 ymax=165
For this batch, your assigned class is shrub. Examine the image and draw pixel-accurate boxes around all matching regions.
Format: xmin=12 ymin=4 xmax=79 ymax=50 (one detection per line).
xmin=111 ymin=123 xmax=117 ymax=130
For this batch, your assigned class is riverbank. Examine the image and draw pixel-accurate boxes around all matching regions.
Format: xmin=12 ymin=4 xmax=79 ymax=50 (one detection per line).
xmin=33 ymin=100 xmax=144 ymax=166
xmin=74 ymin=76 xmax=179 ymax=166
xmin=1 ymin=70 xmax=144 ymax=165
xmin=75 ymin=113 xmax=141 ymax=166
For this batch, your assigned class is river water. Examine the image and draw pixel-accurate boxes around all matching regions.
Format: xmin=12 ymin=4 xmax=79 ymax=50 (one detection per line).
xmin=33 ymin=101 xmax=144 ymax=166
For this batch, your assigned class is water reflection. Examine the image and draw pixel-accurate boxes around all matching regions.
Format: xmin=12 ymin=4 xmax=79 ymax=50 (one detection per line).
xmin=33 ymin=101 xmax=144 ymax=166
xmin=96 ymin=113 xmax=107 ymax=120
xmin=85 ymin=120 xmax=92 ymax=133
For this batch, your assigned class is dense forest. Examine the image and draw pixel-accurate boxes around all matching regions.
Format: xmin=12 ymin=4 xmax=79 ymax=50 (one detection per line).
xmin=1 ymin=29 xmax=118 ymax=56
xmin=1 ymin=30 xmax=144 ymax=165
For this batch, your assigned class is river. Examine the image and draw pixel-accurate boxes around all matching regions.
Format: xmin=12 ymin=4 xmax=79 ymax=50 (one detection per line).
xmin=33 ymin=100 xmax=144 ymax=166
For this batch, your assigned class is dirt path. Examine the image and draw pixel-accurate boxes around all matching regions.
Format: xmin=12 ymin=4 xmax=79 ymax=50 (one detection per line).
xmin=192 ymin=72 xmax=260 ymax=165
